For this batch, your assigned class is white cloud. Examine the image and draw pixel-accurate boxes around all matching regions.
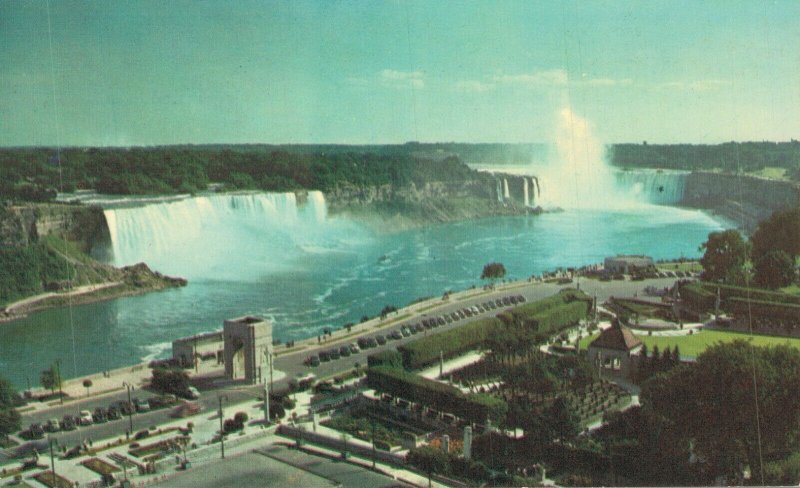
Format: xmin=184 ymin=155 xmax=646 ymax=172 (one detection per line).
xmin=380 ymin=69 xmax=425 ymax=89
xmin=493 ymin=69 xmax=569 ymax=87
xmin=658 ymin=79 xmax=730 ymax=91
xmin=454 ymin=80 xmax=495 ymax=93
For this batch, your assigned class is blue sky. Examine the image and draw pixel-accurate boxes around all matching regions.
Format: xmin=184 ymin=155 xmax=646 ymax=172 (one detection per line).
xmin=1 ymin=0 xmax=798 ymax=146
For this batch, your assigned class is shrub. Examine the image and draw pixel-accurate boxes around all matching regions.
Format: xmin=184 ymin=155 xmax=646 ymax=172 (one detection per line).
xmin=397 ymin=317 xmax=501 ymax=369
xmin=367 ymin=349 xmax=403 ymax=369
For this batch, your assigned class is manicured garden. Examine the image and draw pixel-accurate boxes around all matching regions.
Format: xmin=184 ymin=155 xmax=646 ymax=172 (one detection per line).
xmin=579 ymin=328 xmax=800 ymax=358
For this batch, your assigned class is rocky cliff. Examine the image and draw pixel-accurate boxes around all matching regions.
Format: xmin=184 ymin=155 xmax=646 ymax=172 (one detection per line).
xmin=0 ymin=202 xmax=185 ymax=316
xmin=325 ymin=173 xmax=541 ymax=230
xmin=681 ymin=172 xmax=800 ymax=232
xmin=0 ymin=203 xmax=111 ymax=256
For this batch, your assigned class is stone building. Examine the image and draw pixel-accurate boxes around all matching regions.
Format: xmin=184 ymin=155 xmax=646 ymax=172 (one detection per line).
xmin=603 ymin=254 xmax=654 ymax=274
xmin=223 ymin=316 xmax=273 ymax=384
xmin=588 ymin=322 xmax=643 ymax=379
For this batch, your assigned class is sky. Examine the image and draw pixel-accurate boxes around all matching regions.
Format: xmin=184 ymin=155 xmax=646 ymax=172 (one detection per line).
xmin=1 ymin=0 xmax=798 ymax=146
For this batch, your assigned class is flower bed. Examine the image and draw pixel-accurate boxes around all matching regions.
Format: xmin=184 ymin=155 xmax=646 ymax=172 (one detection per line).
xmin=81 ymin=457 xmax=120 ymax=476
xmin=33 ymin=471 xmax=72 ymax=488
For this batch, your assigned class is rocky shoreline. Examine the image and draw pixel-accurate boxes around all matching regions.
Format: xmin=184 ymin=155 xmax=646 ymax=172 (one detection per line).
xmin=0 ymin=262 xmax=186 ymax=322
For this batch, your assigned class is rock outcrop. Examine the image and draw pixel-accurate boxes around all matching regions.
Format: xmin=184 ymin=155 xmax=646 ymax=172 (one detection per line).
xmin=325 ymin=173 xmax=541 ymax=230
xmin=0 ymin=203 xmax=110 ymax=254
xmin=681 ymin=172 xmax=800 ymax=232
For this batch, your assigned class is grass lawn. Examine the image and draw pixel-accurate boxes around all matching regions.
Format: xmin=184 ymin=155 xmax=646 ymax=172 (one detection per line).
xmin=579 ymin=329 xmax=800 ymax=359
xmin=780 ymin=283 xmax=800 ymax=296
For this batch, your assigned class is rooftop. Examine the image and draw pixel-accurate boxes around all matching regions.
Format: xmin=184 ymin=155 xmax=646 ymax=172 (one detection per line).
xmin=590 ymin=323 xmax=643 ymax=351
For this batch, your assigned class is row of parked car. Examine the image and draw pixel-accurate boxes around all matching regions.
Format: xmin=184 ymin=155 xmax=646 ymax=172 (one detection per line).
xmin=24 ymin=390 xmax=194 ymax=439
xmin=302 ymin=294 xmax=527 ymax=368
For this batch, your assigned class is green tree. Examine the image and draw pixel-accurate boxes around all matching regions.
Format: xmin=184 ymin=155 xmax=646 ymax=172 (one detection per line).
xmin=641 ymin=341 xmax=800 ymax=484
xmin=150 ymin=368 xmax=190 ymax=396
xmin=407 ymin=446 xmax=451 ymax=488
xmin=480 ymin=262 xmax=507 ymax=283
xmin=0 ymin=376 xmax=21 ymax=442
xmin=751 ymin=207 xmax=800 ymax=262
xmin=753 ymin=250 xmax=796 ymax=289
xmin=82 ymin=379 xmax=93 ymax=397
xmin=699 ymin=230 xmax=748 ymax=283
xmin=544 ymin=397 xmax=581 ymax=442
xmin=40 ymin=364 xmax=61 ymax=395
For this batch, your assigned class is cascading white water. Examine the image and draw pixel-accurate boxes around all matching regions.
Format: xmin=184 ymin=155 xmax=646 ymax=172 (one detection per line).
xmin=503 ymin=178 xmax=510 ymax=200
xmin=536 ymin=107 xmax=686 ymax=208
xmin=496 ymin=179 xmax=503 ymax=203
xmin=523 ymin=178 xmax=530 ymax=207
xmin=613 ymin=170 xmax=687 ymax=205
xmin=104 ymin=191 xmax=363 ymax=281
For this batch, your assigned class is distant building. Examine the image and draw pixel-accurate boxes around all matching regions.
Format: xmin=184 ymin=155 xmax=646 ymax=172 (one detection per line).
xmin=588 ymin=321 xmax=643 ymax=379
xmin=604 ymin=254 xmax=654 ymax=274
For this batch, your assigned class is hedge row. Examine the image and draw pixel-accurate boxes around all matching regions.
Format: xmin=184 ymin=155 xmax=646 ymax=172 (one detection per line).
xmin=509 ymin=288 xmax=589 ymax=319
xmin=727 ymin=297 xmax=800 ymax=321
xmin=680 ymin=282 xmax=716 ymax=312
xmin=367 ymin=349 xmax=404 ymax=369
xmin=533 ymin=301 xmax=592 ymax=336
xmin=698 ymin=282 xmax=800 ymax=306
xmin=366 ymin=366 xmax=507 ymax=424
xmin=397 ymin=317 xmax=501 ymax=370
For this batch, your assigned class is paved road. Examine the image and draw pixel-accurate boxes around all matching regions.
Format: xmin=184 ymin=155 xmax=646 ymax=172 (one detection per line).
xmin=11 ymin=277 xmax=677 ymax=458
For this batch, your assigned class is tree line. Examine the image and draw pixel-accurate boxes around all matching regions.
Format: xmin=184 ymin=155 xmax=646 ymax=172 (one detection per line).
xmin=610 ymin=141 xmax=800 ymax=179
xmin=0 ymin=146 xmax=483 ymax=201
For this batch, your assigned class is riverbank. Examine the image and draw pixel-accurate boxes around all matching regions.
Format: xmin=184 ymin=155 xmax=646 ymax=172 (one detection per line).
xmin=0 ymin=262 xmax=186 ymax=323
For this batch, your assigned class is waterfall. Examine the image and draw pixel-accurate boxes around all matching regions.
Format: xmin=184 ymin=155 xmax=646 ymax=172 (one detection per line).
xmin=503 ymin=178 xmax=510 ymax=200
xmin=496 ymin=179 xmax=503 ymax=203
xmin=103 ymin=191 xmax=362 ymax=281
xmin=613 ymin=170 xmax=687 ymax=205
xmin=523 ymin=178 xmax=530 ymax=207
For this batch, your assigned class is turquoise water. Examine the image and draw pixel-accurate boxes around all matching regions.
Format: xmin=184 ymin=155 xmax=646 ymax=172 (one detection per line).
xmin=0 ymin=203 xmax=723 ymax=388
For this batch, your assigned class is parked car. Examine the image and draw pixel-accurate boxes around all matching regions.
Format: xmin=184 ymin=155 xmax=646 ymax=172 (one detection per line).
xmin=60 ymin=415 xmax=76 ymax=431
xmin=510 ymin=296 xmax=518 ymax=304
xmin=132 ymin=398 xmax=150 ymax=413
xmin=366 ymin=337 xmax=379 ymax=348
xmin=376 ymin=335 xmax=387 ymax=345
xmin=400 ymin=326 xmax=411 ymax=337
xmin=79 ymin=410 xmax=94 ymax=426
xmin=517 ymin=295 xmax=526 ymax=303
xmin=92 ymin=407 xmax=107 ymax=423
xmin=357 ymin=337 xmax=369 ymax=349
xmin=115 ymin=400 xmax=134 ymax=416
xmin=45 ymin=418 xmax=60 ymax=432
xmin=318 ymin=350 xmax=331 ymax=362
xmin=134 ymin=429 xmax=150 ymax=440
xmin=339 ymin=345 xmax=351 ymax=357
xmin=349 ymin=343 xmax=359 ymax=354
xmin=415 ymin=323 xmax=425 ymax=333
xmin=437 ymin=317 xmax=446 ymax=326
xmin=390 ymin=330 xmax=403 ymax=340
xmin=328 ymin=348 xmax=340 ymax=360
xmin=106 ymin=406 xmax=121 ymax=420
xmin=28 ymin=423 xmax=44 ymax=439
xmin=304 ymin=355 xmax=320 ymax=367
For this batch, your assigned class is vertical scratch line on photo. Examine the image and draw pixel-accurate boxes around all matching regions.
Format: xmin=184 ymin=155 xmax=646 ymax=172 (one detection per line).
xmin=731 ymin=79 xmax=765 ymax=485
xmin=46 ymin=0 xmax=78 ymax=377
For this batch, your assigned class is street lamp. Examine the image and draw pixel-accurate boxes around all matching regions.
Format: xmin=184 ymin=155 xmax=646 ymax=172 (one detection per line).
xmin=48 ymin=435 xmax=58 ymax=480
xmin=122 ymin=382 xmax=135 ymax=435
xmin=263 ymin=351 xmax=273 ymax=424
xmin=55 ymin=360 xmax=63 ymax=405
xmin=217 ymin=394 xmax=229 ymax=459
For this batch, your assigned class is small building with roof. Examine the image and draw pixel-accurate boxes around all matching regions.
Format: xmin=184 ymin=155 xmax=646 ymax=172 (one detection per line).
xmin=604 ymin=254 xmax=654 ymax=274
xmin=588 ymin=321 xmax=643 ymax=378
